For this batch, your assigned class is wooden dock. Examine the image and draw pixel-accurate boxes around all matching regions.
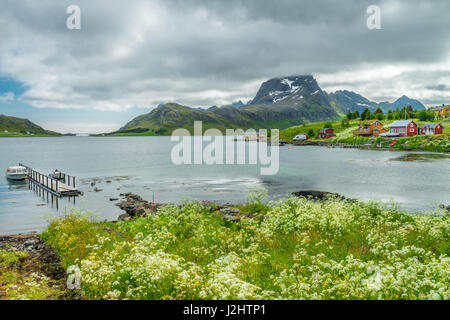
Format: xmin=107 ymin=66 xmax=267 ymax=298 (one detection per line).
xmin=19 ymin=163 xmax=82 ymax=197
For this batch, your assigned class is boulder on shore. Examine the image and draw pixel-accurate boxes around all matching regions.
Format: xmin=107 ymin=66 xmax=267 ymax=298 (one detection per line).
xmin=292 ymin=190 xmax=351 ymax=201
xmin=116 ymin=193 xmax=164 ymax=218
xmin=118 ymin=213 xmax=131 ymax=221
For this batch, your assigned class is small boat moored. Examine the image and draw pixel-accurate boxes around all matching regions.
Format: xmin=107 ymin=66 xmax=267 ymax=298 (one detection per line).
xmin=6 ymin=166 xmax=28 ymax=181
xmin=49 ymin=169 xmax=66 ymax=181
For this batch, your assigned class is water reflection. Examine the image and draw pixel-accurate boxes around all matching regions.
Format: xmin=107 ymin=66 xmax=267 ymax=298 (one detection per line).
xmin=7 ymin=179 xmax=28 ymax=191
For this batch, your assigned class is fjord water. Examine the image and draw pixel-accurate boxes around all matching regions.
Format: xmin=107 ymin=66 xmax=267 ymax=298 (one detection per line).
xmin=0 ymin=136 xmax=449 ymax=235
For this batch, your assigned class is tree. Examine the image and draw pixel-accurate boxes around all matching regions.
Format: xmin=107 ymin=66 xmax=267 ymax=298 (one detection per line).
xmin=353 ymin=111 xmax=360 ymax=119
xmin=374 ymin=107 xmax=383 ymax=115
xmin=341 ymin=117 xmax=350 ymax=128
xmin=361 ymin=108 xmax=373 ymax=120
xmin=417 ymin=109 xmax=435 ymax=121
xmin=387 ymin=109 xmax=394 ymax=120
xmin=323 ymin=121 xmax=334 ymax=129
xmin=406 ymin=105 xmax=414 ymax=115
xmin=346 ymin=111 xmax=354 ymax=120
xmin=307 ymin=128 xmax=315 ymax=137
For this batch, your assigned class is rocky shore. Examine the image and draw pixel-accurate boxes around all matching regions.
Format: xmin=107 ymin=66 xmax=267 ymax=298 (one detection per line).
xmin=292 ymin=190 xmax=353 ymax=201
xmin=0 ymin=233 xmax=65 ymax=277
xmin=115 ymin=193 xmax=165 ymax=221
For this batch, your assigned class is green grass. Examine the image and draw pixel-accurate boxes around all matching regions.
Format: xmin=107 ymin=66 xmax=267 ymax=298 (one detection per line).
xmin=279 ymin=119 xmax=362 ymax=141
xmin=42 ymin=195 xmax=449 ymax=300
xmin=0 ymin=132 xmax=60 ymax=138
xmin=332 ymin=134 xmax=450 ymax=152
xmin=0 ymin=250 xmax=64 ymax=300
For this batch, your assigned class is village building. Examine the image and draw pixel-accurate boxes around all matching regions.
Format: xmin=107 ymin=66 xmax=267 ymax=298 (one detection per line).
xmin=243 ymin=130 xmax=266 ymax=141
xmin=318 ymin=128 xmax=336 ymax=139
xmin=388 ymin=120 xmax=419 ymax=137
xmin=421 ymin=123 xmax=444 ymax=135
xmin=429 ymin=105 xmax=450 ymax=119
xmin=353 ymin=120 xmax=387 ymax=137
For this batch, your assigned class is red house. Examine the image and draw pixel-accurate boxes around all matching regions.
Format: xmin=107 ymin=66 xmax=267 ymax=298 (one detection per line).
xmin=318 ymin=128 xmax=336 ymax=139
xmin=421 ymin=123 xmax=444 ymax=135
xmin=389 ymin=120 xmax=418 ymax=136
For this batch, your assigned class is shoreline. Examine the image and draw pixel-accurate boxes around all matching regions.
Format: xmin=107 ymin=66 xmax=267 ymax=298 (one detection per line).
xmin=3 ymin=134 xmax=448 ymax=153
xmin=292 ymin=140 xmax=450 ymax=153
xmin=2 ymin=190 xmax=449 ymax=239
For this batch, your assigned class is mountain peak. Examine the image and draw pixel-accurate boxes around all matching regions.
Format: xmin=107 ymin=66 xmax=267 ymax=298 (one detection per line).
xmin=251 ymin=75 xmax=322 ymax=105
xmin=393 ymin=95 xmax=426 ymax=110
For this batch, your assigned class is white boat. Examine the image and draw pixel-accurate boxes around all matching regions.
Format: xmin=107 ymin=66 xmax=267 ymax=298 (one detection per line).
xmin=6 ymin=166 xmax=28 ymax=181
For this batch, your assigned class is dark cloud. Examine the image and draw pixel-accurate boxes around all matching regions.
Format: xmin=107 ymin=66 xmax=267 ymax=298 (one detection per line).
xmin=0 ymin=0 xmax=449 ymax=112
xmin=426 ymin=84 xmax=449 ymax=92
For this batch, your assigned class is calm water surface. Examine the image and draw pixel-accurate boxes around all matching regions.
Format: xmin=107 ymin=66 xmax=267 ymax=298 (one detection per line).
xmin=1 ymin=137 xmax=449 ymax=234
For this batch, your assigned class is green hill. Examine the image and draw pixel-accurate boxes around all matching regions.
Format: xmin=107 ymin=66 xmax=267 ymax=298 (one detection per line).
xmin=0 ymin=114 xmax=61 ymax=137
xmin=113 ymin=101 xmax=338 ymax=136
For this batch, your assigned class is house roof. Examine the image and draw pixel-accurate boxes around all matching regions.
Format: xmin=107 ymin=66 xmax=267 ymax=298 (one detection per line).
xmin=389 ymin=120 xmax=415 ymax=127
xmin=429 ymin=105 xmax=450 ymax=111
xmin=421 ymin=123 xmax=442 ymax=129
xmin=319 ymin=128 xmax=331 ymax=133
xmin=360 ymin=120 xmax=383 ymax=127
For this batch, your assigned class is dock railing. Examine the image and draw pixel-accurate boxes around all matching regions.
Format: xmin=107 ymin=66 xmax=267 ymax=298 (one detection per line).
xmin=19 ymin=163 xmax=81 ymax=197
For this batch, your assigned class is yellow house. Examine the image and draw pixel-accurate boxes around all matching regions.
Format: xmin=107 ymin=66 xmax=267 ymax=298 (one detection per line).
xmin=430 ymin=105 xmax=450 ymax=118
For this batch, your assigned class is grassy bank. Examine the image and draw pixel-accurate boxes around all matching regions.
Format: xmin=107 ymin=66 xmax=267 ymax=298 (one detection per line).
xmin=0 ymin=133 xmax=61 ymax=138
xmin=0 ymin=250 xmax=63 ymax=299
xmin=0 ymin=234 xmax=67 ymax=300
xmin=280 ymin=119 xmax=361 ymax=141
xmin=280 ymin=119 xmax=450 ymax=152
xmin=41 ymin=195 xmax=449 ymax=300
xmin=331 ymin=135 xmax=450 ymax=153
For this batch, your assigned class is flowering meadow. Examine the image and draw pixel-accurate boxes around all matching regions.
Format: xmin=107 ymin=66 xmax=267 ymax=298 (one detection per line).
xmin=42 ymin=196 xmax=449 ymax=300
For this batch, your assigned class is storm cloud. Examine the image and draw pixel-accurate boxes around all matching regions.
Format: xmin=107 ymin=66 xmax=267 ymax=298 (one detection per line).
xmin=1 ymin=0 xmax=449 ymax=111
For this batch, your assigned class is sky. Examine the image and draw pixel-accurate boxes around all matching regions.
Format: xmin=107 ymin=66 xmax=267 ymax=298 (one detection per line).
xmin=1 ymin=0 xmax=450 ymax=133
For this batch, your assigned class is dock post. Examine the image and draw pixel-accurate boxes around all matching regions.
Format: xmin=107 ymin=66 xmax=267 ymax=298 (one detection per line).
xmin=68 ymin=175 xmax=70 ymax=186
xmin=56 ymin=180 xmax=58 ymax=194
xmin=73 ymin=176 xmax=75 ymax=188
